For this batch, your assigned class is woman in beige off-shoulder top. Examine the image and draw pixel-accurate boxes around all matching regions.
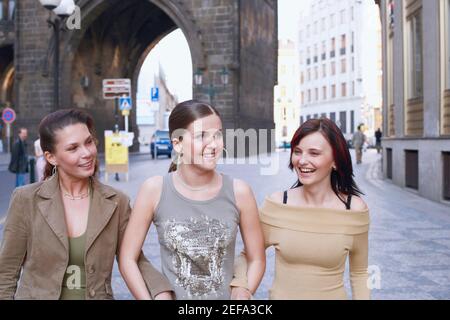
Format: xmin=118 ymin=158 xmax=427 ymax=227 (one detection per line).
xmin=230 ymin=118 xmax=371 ymax=300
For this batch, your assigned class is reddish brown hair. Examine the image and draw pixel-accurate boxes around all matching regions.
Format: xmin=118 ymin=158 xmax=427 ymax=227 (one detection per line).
xmin=289 ymin=118 xmax=363 ymax=198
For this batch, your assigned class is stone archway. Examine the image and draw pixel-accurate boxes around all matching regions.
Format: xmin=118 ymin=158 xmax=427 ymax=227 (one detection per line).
xmin=59 ymin=0 xmax=205 ymax=151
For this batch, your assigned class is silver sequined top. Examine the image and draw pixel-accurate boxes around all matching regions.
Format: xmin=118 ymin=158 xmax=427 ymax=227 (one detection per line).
xmin=153 ymin=173 xmax=240 ymax=300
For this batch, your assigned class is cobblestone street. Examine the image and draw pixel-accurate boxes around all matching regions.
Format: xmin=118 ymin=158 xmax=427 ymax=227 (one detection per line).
xmin=1 ymin=149 xmax=450 ymax=299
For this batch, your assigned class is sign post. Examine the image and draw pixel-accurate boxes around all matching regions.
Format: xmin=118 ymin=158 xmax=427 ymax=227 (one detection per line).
xmin=2 ymin=108 xmax=16 ymax=153
xmin=119 ymin=96 xmax=132 ymax=133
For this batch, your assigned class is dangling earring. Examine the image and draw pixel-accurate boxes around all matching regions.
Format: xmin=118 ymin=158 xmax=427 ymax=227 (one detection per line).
xmin=176 ymin=152 xmax=183 ymax=166
xmin=51 ymin=165 xmax=58 ymax=178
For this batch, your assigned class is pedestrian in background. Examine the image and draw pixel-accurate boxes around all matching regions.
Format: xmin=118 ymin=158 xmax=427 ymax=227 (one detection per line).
xmin=375 ymin=128 xmax=382 ymax=154
xmin=352 ymin=125 xmax=366 ymax=164
xmin=0 ymin=109 xmax=172 ymax=300
xmin=8 ymin=127 xmax=28 ymax=187
xmin=119 ymin=100 xmax=265 ymax=300
xmin=34 ymin=137 xmax=46 ymax=182
xmin=232 ymin=118 xmax=371 ymax=300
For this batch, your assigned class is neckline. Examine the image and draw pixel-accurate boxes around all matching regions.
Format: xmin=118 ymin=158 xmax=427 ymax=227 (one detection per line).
xmin=69 ymin=232 xmax=87 ymax=240
xmin=264 ymin=196 xmax=369 ymax=214
xmin=169 ymin=172 xmax=226 ymax=205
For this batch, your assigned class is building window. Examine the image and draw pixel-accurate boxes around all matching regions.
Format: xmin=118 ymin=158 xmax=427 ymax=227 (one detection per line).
xmin=315 ymin=88 xmax=319 ymax=101
xmin=330 ymin=14 xmax=335 ymax=28
xmin=331 ymin=61 xmax=336 ymax=76
xmin=405 ymin=150 xmax=419 ymax=190
xmin=387 ymin=148 xmax=393 ymax=180
xmin=352 ymin=57 xmax=355 ymax=71
xmin=445 ymin=0 xmax=450 ymax=88
xmin=341 ymin=59 xmax=346 ymax=74
xmin=307 ymin=115 xmax=311 ymax=121
xmin=341 ymin=83 xmax=347 ymax=97
xmin=321 ymin=17 xmax=326 ymax=31
xmin=407 ymin=10 xmax=423 ymax=99
xmin=300 ymin=116 xmax=304 ymax=125
xmin=340 ymin=34 xmax=346 ymax=55
xmin=301 ymin=92 xmax=305 ymax=105
xmin=330 ymin=38 xmax=336 ymax=57
xmin=351 ymin=110 xmax=355 ymax=133
xmin=322 ymin=64 xmax=327 ymax=78
xmin=308 ymin=89 xmax=311 ymax=102
xmin=307 ymin=68 xmax=311 ymax=81
xmin=339 ymin=111 xmax=347 ymax=133
xmin=314 ymin=114 xmax=319 ymax=119
xmin=351 ymin=6 xmax=354 ymax=21
xmin=352 ymin=81 xmax=355 ymax=96
xmin=321 ymin=41 xmax=327 ymax=60
xmin=323 ymin=86 xmax=327 ymax=100
xmin=314 ymin=44 xmax=318 ymax=63
xmin=351 ymin=32 xmax=354 ymax=53
xmin=300 ymin=72 xmax=304 ymax=84
xmin=330 ymin=112 xmax=336 ymax=122
xmin=331 ymin=84 xmax=336 ymax=98
xmin=443 ymin=152 xmax=450 ymax=200
xmin=314 ymin=66 xmax=319 ymax=80
xmin=321 ymin=113 xmax=327 ymax=119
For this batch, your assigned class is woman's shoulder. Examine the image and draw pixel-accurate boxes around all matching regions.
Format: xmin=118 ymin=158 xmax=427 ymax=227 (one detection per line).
xmin=348 ymin=195 xmax=369 ymax=212
xmin=140 ymin=175 xmax=164 ymax=193
xmin=268 ymin=191 xmax=285 ymax=204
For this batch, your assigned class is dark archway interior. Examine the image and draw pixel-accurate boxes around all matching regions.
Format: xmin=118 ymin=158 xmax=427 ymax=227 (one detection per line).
xmin=70 ymin=0 xmax=178 ymax=151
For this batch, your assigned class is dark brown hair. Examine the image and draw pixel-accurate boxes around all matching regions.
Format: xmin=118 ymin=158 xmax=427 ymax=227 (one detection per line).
xmin=289 ymin=118 xmax=363 ymax=200
xmin=168 ymin=100 xmax=221 ymax=172
xmin=38 ymin=109 xmax=99 ymax=180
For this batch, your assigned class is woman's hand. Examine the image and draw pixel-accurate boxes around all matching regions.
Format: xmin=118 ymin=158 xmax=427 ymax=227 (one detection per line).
xmin=231 ymin=286 xmax=253 ymax=300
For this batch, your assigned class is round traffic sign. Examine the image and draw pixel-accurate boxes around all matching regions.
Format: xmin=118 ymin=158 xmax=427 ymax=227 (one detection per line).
xmin=2 ymin=107 xmax=16 ymax=124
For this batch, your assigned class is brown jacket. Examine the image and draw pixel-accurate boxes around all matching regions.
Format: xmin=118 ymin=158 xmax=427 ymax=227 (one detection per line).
xmin=0 ymin=174 xmax=172 ymax=300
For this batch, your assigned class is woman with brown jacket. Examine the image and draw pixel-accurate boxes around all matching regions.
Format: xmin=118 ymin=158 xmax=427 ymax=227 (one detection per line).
xmin=0 ymin=109 xmax=173 ymax=300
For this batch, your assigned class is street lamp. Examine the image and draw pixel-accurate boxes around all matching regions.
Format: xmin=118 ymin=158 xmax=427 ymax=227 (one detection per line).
xmin=194 ymin=67 xmax=229 ymax=104
xmin=39 ymin=0 xmax=76 ymax=111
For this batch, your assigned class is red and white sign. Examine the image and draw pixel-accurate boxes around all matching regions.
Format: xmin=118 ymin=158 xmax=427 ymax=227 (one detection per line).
xmin=2 ymin=107 xmax=16 ymax=124
xmin=102 ymin=79 xmax=131 ymax=100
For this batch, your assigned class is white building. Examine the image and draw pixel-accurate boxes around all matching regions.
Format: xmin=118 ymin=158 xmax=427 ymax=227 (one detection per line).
xmin=274 ymin=39 xmax=300 ymax=147
xmin=298 ymin=0 xmax=382 ymax=142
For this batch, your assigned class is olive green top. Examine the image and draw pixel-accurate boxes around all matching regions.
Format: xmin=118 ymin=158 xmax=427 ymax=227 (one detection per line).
xmin=60 ymin=232 xmax=87 ymax=300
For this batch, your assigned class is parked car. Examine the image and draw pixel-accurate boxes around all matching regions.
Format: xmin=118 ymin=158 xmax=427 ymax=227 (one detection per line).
xmin=150 ymin=130 xmax=172 ymax=159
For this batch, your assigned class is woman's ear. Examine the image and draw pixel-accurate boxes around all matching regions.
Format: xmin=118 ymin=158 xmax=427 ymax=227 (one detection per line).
xmin=44 ymin=151 xmax=57 ymax=167
xmin=172 ymin=138 xmax=183 ymax=154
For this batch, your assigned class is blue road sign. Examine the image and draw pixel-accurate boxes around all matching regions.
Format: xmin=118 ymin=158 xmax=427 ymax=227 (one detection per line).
xmin=2 ymin=108 xmax=16 ymax=124
xmin=151 ymin=87 xmax=159 ymax=102
xmin=119 ymin=97 xmax=132 ymax=111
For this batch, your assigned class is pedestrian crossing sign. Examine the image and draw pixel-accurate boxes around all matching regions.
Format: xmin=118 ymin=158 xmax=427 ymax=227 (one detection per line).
xmin=119 ymin=97 xmax=132 ymax=111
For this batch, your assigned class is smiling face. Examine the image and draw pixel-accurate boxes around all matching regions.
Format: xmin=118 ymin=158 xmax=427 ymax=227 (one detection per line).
xmin=45 ymin=123 xmax=97 ymax=180
xmin=291 ymin=131 xmax=336 ymax=186
xmin=173 ymin=114 xmax=224 ymax=172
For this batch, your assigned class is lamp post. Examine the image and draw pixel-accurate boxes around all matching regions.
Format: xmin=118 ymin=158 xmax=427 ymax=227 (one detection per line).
xmin=194 ymin=67 xmax=229 ymax=104
xmin=39 ymin=0 xmax=76 ymax=111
